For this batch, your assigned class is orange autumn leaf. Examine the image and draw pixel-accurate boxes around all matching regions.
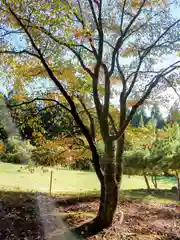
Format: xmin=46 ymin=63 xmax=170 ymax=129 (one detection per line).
xmin=74 ymin=30 xmax=82 ymax=38
xmin=0 ymin=143 xmax=4 ymax=152
xmin=96 ymin=135 xmax=102 ymax=140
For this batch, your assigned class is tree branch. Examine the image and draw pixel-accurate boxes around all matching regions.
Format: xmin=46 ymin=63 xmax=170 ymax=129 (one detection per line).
xmin=108 ymin=113 xmax=117 ymax=135
xmin=164 ymin=77 xmax=180 ymax=99
xmin=5 ymin=4 xmax=104 ymax=183
xmin=125 ymin=53 xmax=144 ymax=99
xmin=143 ymin=18 xmax=180 ymax=56
xmin=36 ymin=25 xmax=95 ymax=78
xmin=113 ymin=62 xmax=180 ymax=141
xmin=0 ymin=49 xmax=40 ymax=58
xmin=69 ymin=0 xmax=98 ymax=58
xmin=120 ymin=0 xmax=127 ymax=34
xmin=109 ymin=0 xmax=147 ymax=77
xmin=7 ymin=97 xmax=71 ymax=113
xmin=77 ymin=96 xmax=95 ymax=140
xmin=16 ymin=104 xmax=56 ymax=128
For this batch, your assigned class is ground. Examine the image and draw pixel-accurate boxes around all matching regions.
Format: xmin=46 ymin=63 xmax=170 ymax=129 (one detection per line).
xmin=0 ymin=192 xmax=179 ymax=240
xmin=0 ymin=163 xmax=179 ymax=239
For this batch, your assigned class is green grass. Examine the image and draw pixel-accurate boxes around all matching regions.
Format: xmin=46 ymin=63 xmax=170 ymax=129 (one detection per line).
xmin=0 ymin=162 xmax=176 ymax=197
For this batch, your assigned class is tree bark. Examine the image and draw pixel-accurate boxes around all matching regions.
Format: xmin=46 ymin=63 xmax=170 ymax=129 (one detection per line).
xmin=175 ymin=171 xmax=180 ymax=202
xmin=116 ymin=134 xmax=124 ymax=183
xmin=72 ymin=140 xmax=119 ymax=237
xmin=143 ymin=171 xmax=151 ymax=193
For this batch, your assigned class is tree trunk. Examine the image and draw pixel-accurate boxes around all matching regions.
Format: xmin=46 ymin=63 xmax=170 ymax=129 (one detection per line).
xmin=72 ymin=140 xmax=119 ymax=237
xmin=143 ymin=171 xmax=151 ymax=193
xmin=151 ymin=175 xmax=158 ymax=189
xmin=175 ymin=171 xmax=180 ymax=202
xmin=116 ymin=134 xmax=124 ymax=183
xmin=154 ymin=175 xmax=158 ymax=189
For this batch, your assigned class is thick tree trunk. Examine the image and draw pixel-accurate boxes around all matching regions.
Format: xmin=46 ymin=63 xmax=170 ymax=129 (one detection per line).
xmin=72 ymin=180 xmax=118 ymax=237
xmin=143 ymin=171 xmax=151 ymax=193
xmin=72 ymin=141 xmax=119 ymax=237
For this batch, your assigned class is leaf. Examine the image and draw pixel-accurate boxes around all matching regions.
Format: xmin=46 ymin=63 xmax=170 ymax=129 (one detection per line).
xmin=131 ymin=0 xmax=167 ymax=8
xmin=13 ymin=94 xmax=27 ymax=102
xmin=121 ymin=46 xmax=137 ymax=57
xmin=73 ymin=29 xmax=82 ymax=38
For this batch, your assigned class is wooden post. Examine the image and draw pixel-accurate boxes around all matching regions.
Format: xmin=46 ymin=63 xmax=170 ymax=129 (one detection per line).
xmin=49 ymin=170 xmax=53 ymax=196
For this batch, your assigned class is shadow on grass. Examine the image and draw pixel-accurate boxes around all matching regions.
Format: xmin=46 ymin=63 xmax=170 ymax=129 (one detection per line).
xmin=55 ymin=195 xmax=100 ymax=207
xmin=55 ymin=188 xmax=178 ymax=208
xmin=0 ymin=190 xmax=45 ymax=240
xmin=120 ymin=188 xmax=179 ymax=202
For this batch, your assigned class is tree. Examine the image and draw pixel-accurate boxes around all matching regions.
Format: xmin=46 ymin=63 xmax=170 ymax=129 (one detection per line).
xmin=124 ymin=148 xmax=152 ymax=191
xmin=0 ymin=0 xmax=180 ymax=236
xmin=160 ymin=124 xmax=180 ymax=201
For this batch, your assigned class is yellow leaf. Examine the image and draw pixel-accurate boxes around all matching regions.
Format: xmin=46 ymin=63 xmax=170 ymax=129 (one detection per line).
xmin=121 ymin=46 xmax=137 ymax=57
xmin=131 ymin=0 xmax=167 ymax=8
xmin=13 ymin=94 xmax=26 ymax=102
xmin=61 ymin=67 xmax=76 ymax=83
xmin=157 ymin=132 xmax=169 ymax=138
xmin=131 ymin=0 xmax=141 ymax=8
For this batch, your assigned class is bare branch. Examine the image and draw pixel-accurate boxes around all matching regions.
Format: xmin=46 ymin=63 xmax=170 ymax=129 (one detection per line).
xmin=125 ymin=53 xmax=144 ymax=99
xmin=77 ymin=96 xmax=95 ymax=140
xmin=120 ymin=0 xmax=127 ymax=34
xmin=102 ymin=64 xmax=111 ymax=119
xmin=143 ymin=18 xmax=180 ymax=56
xmin=109 ymin=0 xmax=147 ymax=77
xmin=36 ymin=25 xmax=95 ymax=77
xmin=113 ymin=62 xmax=180 ymax=141
xmin=7 ymin=97 xmax=71 ymax=113
xmin=164 ymin=77 xmax=180 ymax=99
xmin=0 ymin=49 xmax=40 ymax=58
xmin=123 ymin=0 xmax=147 ymax=37
xmin=116 ymin=52 xmax=126 ymax=87
xmin=69 ymin=0 xmax=98 ymax=58
xmin=116 ymin=52 xmax=126 ymax=133
xmin=108 ymin=113 xmax=117 ymax=135
xmin=87 ymin=0 xmax=100 ymax=33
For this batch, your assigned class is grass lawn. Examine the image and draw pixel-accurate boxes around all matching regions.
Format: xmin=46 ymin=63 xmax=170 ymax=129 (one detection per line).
xmin=0 ymin=162 xmax=177 ymax=202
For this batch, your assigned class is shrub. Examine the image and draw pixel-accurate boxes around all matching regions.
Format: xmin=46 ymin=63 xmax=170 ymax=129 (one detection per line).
xmin=31 ymin=138 xmax=94 ymax=169
xmin=69 ymin=157 xmax=93 ymax=171
xmin=0 ymin=138 xmax=34 ymax=164
xmin=31 ymin=147 xmax=63 ymax=166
